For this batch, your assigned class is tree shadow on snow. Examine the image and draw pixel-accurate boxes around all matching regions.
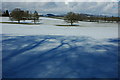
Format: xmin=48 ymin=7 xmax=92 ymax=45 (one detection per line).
xmin=2 ymin=35 xmax=119 ymax=78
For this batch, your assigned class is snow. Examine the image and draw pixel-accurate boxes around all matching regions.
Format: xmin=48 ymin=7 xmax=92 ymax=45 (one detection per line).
xmin=2 ymin=35 xmax=119 ymax=78
xmin=1 ymin=17 xmax=118 ymax=39
xmin=1 ymin=17 xmax=119 ymax=78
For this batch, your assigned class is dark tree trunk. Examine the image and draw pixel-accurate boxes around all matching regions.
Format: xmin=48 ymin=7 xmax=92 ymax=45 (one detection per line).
xmin=18 ymin=20 xmax=20 ymax=23
xmin=34 ymin=20 xmax=35 ymax=24
xmin=70 ymin=20 xmax=73 ymax=25
xmin=34 ymin=19 xmax=36 ymax=24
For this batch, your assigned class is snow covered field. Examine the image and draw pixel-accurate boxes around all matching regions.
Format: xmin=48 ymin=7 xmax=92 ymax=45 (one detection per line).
xmin=1 ymin=17 xmax=118 ymax=39
xmin=0 ymin=17 xmax=119 ymax=78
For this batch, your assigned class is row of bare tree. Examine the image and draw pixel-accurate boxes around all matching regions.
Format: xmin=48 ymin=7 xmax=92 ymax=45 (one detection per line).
xmin=9 ymin=8 xmax=39 ymax=23
xmin=8 ymin=9 xmax=119 ymax=25
xmin=64 ymin=12 xmax=120 ymax=25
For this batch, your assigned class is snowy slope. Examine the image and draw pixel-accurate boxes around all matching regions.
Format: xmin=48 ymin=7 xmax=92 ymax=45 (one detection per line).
xmin=1 ymin=17 xmax=118 ymax=39
xmin=1 ymin=17 xmax=119 ymax=78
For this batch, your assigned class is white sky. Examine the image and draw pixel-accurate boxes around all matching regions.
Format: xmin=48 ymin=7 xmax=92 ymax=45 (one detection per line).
xmin=1 ymin=0 xmax=119 ymax=2
xmin=1 ymin=0 xmax=119 ymax=16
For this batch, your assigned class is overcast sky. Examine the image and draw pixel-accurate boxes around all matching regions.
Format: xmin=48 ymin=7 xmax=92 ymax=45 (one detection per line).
xmin=2 ymin=1 xmax=119 ymax=16
xmin=2 ymin=0 xmax=119 ymax=2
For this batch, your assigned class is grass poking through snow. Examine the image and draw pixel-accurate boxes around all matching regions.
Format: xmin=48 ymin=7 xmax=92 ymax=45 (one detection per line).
xmin=0 ymin=22 xmax=40 ymax=25
xmin=56 ymin=25 xmax=80 ymax=27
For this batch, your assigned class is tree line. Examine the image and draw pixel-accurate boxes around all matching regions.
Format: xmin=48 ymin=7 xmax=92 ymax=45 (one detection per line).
xmin=64 ymin=12 xmax=120 ymax=25
xmin=1 ymin=9 xmax=120 ymax=25
xmin=9 ymin=8 xmax=39 ymax=23
xmin=2 ymin=10 xmax=10 ymax=17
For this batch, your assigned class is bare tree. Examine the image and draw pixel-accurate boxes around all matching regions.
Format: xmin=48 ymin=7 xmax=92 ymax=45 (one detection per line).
xmin=10 ymin=8 xmax=24 ymax=23
xmin=64 ymin=12 xmax=79 ymax=25
xmin=32 ymin=11 xmax=39 ymax=24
